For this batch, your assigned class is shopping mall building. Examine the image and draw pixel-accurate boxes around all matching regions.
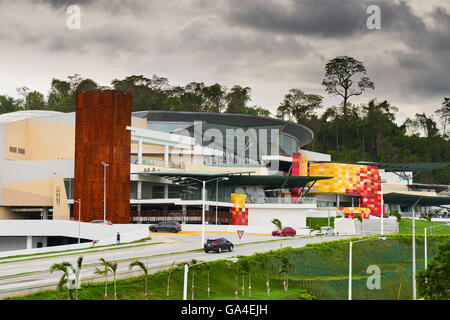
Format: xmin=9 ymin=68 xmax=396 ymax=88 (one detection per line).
xmin=0 ymin=90 xmax=449 ymax=251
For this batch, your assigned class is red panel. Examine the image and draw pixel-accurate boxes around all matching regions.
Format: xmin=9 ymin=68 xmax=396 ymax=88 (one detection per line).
xmin=74 ymin=90 xmax=132 ymax=224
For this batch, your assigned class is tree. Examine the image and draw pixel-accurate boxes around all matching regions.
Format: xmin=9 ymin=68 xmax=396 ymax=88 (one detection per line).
xmin=271 ymin=218 xmax=282 ymax=231
xmin=276 ymin=89 xmax=323 ymax=123
xmin=390 ymin=210 xmax=402 ymax=233
xmin=277 ymin=254 xmax=292 ymax=294
xmin=94 ymin=258 xmax=110 ymax=300
xmin=226 ymin=260 xmax=240 ymax=300
xmin=47 ymin=78 xmax=71 ymax=108
xmin=225 ymin=85 xmax=252 ymax=114
xmin=0 ymin=95 xmax=20 ymax=114
xmin=166 ymin=261 xmax=176 ymax=299
xmin=239 ymin=256 xmax=253 ymax=297
xmin=436 ymin=97 xmax=450 ymax=137
xmin=415 ymin=113 xmax=439 ymax=137
xmin=418 ymin=239 xmax=450 ymax=300
xmin=107 ymin=261 xmax=118 ymax=300
xmin=71 ymin=256 xmax=83 ymax=300
xmin=49 ymin=261 xmax=74 ymax=300
xmin=129 ymin=259 xmax=149 ymax=300
xmin=322 ymin=56 xmax=374 ymax=120
xmin=352 ymin=213 xmax=363 ymax=234
xmin=254 ymin=252 xmax=272 ymax=297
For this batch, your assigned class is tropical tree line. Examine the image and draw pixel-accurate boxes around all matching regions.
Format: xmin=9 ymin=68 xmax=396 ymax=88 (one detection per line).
xmin=1 ymin=56 xmax=448 ymax=183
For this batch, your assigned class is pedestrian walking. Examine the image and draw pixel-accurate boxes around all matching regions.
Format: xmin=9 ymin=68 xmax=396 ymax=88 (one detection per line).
xmin=116 ymin=232 xmax=120 ymax=245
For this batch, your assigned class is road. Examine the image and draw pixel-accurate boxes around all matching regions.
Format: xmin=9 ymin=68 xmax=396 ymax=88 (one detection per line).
xmin=0 ymin=231 xmax=350 ymax=299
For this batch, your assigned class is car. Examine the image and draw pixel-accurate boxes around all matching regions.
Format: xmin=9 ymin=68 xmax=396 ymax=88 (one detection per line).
xmin=90 ymin=220 xmax=113 ymax=225
xmin=204 ymin=238 xmax=234 ymax=253
xmin=272 ymin=227 xmax=296 ymax=237
xmin=315 ymin=226 xmax=334 ymax=236
xmin=149 ymin=221 xmax=182 ymax=233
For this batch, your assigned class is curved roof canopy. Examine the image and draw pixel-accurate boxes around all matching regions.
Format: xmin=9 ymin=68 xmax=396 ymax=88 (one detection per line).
xmin=134 ymin=110 xmax=314 ymax=147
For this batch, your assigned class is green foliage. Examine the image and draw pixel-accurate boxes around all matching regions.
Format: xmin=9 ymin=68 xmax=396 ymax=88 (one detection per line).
xmin=271 ymin=218 xmax=282 ymax=231
xmin=418 ymin=239 xmax=450 ymax=300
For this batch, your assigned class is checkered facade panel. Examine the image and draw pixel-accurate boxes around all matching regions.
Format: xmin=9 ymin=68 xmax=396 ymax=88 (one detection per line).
xmin=309 ymin=163 xmax=385 ymax=217
xmin=230 ymin=193 xmax=248 ymax=225
xmin=339 ymin=207 xmax=371 ymax=219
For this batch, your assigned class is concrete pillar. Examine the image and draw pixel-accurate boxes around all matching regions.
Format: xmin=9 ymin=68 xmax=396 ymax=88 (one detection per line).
xmin=137 ymin=181 xmax=142 ymax=224
xmin=26 ymin=236 xmax=33 ymax=249
xmin=164 ymin=145 xmax=169 ymax=167
xmin=164 ymin=184 xmax=169 ymax=199
xmin=42 ymin=207 xmax=49 ymax=220
xmin=138 ymin=137 xmax=143 ymax=164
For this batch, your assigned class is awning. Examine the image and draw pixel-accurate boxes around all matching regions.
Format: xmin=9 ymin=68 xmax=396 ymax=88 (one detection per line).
xmin=383 ymin=192 xmax=450 ymax=206
xmin=139 ymin=170 xmax=331 ymax=189
xmin=354 ymin=162 xmax=450 ymax=172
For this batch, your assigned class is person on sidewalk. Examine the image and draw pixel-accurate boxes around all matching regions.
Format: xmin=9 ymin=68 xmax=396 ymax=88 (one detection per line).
xmin=116 ymin=232 xmax=120 ymax=245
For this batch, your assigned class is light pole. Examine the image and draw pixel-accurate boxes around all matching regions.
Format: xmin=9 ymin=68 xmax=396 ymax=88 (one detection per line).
xmin=181 ymin=176 xmax=229 ymax=248
xmin=101 ymin=162 xmax=109 ymax=224
xmin=424 ymin=223 xmax=450 ymax=270
xmin=183 ymin=260 xmax=212 ymax=300
xmin=348 ymin=236 xmax=387 ymax=300
xmin=73 ymin=199 xmax=81 ymax=244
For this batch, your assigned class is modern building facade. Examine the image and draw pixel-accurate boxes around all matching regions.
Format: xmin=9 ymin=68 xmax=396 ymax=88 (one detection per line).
xmin=0 ymin=90 xmax=449 ymax=237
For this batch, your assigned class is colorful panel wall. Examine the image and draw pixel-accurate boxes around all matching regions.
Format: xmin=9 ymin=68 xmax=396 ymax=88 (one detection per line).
xmin=230 ymin=193 xmax=248 ymax=225
xmin=309 ymin=163 xmax=384 ymax=217
xmin=74 ymin=90 xmax=132 ymax=224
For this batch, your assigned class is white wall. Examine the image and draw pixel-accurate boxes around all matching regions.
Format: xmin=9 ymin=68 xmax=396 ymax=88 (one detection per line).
xmin=0 ymin=236 xmax=27 ymax=252
xmin=0 ymin=220 xmax=149 ymax=256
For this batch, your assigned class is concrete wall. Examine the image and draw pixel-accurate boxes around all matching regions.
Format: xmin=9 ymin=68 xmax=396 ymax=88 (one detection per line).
xmin=0 ymin=220 xmax=149 ymax=257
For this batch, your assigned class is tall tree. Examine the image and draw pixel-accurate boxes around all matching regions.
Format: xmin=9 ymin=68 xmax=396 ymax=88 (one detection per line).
xmin=436 ymin=97 xmax=450 ymax=137
xmin=0 ymin=95 xmax=19 ymax=114
xmin=225 ymin=85 xmax=252 ymax=114
xmin=322 ymin=56 xmax=374 ymax=119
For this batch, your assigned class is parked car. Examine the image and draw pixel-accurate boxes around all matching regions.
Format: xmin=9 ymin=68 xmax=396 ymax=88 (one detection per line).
xmin=149 ymin=221 xmax=182 ymax=233
xmin=315 ymin=226 xmax=334 ymax=236
xmin=90 ymin=220 xmax=113 ymax=225
xmin=272 ymin=227 xmax=296 ymax=237
xmin=204 ymin=238 xmax=234 ymax=253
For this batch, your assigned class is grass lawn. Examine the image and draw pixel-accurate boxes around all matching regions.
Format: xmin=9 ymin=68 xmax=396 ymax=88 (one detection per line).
xmin=7 ymin=235 xmax=449 ymax=300
xmin=306 ymin=217 xmax=335 ymax=229
xmin=399 ymin=218 xmax=450 ymax=235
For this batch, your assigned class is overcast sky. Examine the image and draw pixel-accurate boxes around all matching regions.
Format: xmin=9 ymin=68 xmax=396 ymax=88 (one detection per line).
xmin=0 ymin=0 xmax=449 ymax=123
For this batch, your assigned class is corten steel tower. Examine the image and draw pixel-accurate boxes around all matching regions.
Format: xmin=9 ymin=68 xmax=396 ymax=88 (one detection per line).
xmin=74 ymin=90 xmax=132 ymax=224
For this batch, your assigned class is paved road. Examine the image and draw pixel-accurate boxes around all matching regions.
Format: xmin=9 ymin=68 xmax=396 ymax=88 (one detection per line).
xmin=0 ymin=231 xmax=351 ymax=299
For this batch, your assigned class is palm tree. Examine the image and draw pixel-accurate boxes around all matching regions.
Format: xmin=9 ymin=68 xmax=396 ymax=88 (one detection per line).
xmin=95 ymin=258 xmax=110 ymax=300
xmin=271 ymin=218 xmax=283 ymax=248
xmin=390 ymin=210 xmax=401 ymax=233
xmin=49 ymin=261 xmax=73 ymax=300
xmin=278 ymin=255 xmax=292 ymax=294
xmin=129 ymin=260 xmax=149 ymax=300
xmin=70 ymin=256 xmax=83 ymax=300
xmin=353 ymin=213 xmax=363 ymax=234
xmin=240 ymin=257 xmax=253 ymax=297
xmin=198 ymin=263 xmax=212 ymax=299
xmin=226 ymin=260 xmax=240 ymax=300
xmin=188 ymin=259 xmax=198 ymax=300
xmin=255 ymin=253 xmax=271 ymax=297
xmin=108 ymin=261 xmax=118 ymax=300
xmin=166 ymin=261 xmax=176 ymax=300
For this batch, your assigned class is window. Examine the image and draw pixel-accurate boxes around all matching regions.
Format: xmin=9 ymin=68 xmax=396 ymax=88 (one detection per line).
xmin=18 ymin=148 xmax=25 ymax=155
xmin=9 ymin=146 xmax=17 ymax=153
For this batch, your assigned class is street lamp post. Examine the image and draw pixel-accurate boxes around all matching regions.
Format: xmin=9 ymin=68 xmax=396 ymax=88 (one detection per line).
xmin=181 ymin=176 xmax=229 ymax=248
xmin=73 ymin=199 xmax=81 ymax=244
xmin=101 ymin=162 xmax=109 ymax=223
xmin=348 ymin=236 xmax=387 ymax=300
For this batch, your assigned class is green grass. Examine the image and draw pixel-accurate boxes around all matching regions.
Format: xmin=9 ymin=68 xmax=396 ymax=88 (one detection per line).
xmin=307 ymin=217 xmax=335 ymax=229
xmin=399 ymin=218 xmax=450 ymax=235
xmin=7 ymin=235 xmax=449 ymax=300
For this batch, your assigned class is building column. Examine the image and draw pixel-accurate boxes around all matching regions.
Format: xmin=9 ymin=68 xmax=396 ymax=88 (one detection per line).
xmin=42 ymin=207 xmax=49 ymax=220
xmin=26 ymin=236 xmax=33 ymax=250
xmin=138 ymin=137 xmax=143 ymax=164
xmin=164 ymin=145 xmax=169 ymax=167
xmin=164 ymin=184 xmax=169 ymax=199
xmin=137 ymin=181 xmax=142 ymax=223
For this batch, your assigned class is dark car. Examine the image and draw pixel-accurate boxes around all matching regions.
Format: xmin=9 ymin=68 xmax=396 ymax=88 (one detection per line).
xmin=272 ymin=227 xmax=296 ymax=237
xmin=149 ymin=221 xmax=181 ymax=233
xmin=90 ymin=220 xmax=113 ymax=225
xmin=204 ymin=238 xmax=234 ymax=253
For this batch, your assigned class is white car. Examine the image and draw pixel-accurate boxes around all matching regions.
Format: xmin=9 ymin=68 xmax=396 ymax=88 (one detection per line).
xmin=315 ymin=226 xmax=334 ymax=236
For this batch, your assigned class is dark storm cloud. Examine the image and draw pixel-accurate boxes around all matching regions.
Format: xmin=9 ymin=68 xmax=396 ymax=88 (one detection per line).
xmin=225 ymin=0 xmax=427 ymax=38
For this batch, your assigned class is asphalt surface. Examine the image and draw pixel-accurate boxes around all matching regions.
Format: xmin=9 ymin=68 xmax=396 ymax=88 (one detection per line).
xmin=0 ymin=231 xmax=350 ymax=299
